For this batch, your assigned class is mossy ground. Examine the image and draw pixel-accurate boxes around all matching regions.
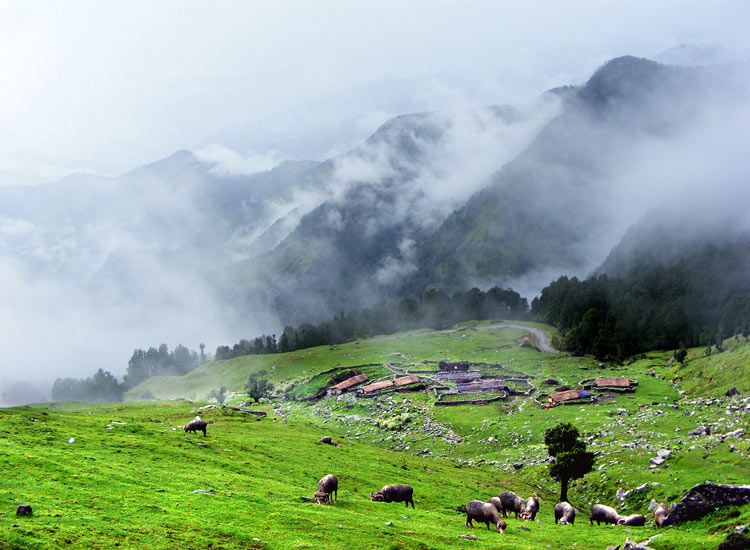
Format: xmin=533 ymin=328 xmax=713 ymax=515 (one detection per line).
xmin=4 ymin=322 xmax=749 ymax=548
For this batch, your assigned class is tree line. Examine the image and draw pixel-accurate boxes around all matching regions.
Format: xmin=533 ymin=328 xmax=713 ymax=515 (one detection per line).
xmin=51 ymin=343 xmax=205 ymax=402
xmin=532 ymin=258 xmax=750 ymax=360
xmin=216 ymin=286 xmax=529 ymax=360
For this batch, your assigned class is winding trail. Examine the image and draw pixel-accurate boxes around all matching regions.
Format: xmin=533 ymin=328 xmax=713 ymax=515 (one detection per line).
xmin=373 ymin=321 xmax=557 ymax=353
xmin=475 ymin=323 xmax=557 ymax=353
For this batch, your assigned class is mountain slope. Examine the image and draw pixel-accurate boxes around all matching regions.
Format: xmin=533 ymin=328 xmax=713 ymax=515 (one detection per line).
xmin=414 ymin=56 xmax=718 ymax=292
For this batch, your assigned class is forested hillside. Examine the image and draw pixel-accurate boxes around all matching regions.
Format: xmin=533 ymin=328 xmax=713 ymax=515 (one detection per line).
xmin=532 ymin=228 xmax=750 ymax=359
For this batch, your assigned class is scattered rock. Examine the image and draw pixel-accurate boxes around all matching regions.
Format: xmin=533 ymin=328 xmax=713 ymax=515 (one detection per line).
xmin=736 ymin=525 xmax=749 ymax=534
xmin=384 ymin=521 xmax=393 ymax=527
xmin=67 ymin=438 xmax=75 ymax=444
xmin=726 ymin=387 xmax=738 ymax=397
xmin=729 ymin=444 xmax=736 ymax=453
xmin=512 ymin=463 xmax=524 ymax=470
xmin=718 ymin=429 xmax=744 ymax=442
xmin=620 ymin=539 xmax=652 ymax=550
xmin=688 ymin=426 xmax=710 ymax=436
xmin=458 ymin=534 xmax=478 ymax=540
xmin=649 ymin=457 xmax=665 ymax=467
xmin=519 ymin=525 xmax=531 ymax=532
xmin=192 ymin=489 xmax=216 ymax=495
xmin=657 ymin=449 xmax=671 ymax=459
xmin=16 ymin=505 xmax=32 ymax=516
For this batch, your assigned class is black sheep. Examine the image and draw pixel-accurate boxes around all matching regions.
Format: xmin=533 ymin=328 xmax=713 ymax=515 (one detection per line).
xmin=184 ymin=416 xmax=208 ymax=436
xmin=370 ymin=484 xmax=415 ymax=508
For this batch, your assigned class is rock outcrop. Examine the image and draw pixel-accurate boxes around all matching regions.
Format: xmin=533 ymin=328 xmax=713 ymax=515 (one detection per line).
xmin=662 ymin=483 xmax=750 ymax=526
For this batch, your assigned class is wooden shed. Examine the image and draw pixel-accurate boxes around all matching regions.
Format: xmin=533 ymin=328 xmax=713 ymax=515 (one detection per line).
xmin=547 ymin=389 xmax=592 ymax=407
xmin=330 ymin=373 xmax=369 ymax=393
xmin=594 ymin=377 xmax=631 ymax=388
xmin=393 ymin=374 xmax=420 ymax=387
xmin=358 ymin=380 xmax=394 ymax=394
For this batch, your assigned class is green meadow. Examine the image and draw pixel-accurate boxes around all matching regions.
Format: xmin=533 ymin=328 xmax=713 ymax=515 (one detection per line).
xmin=3 ymin=322 xmax=748 ymax=548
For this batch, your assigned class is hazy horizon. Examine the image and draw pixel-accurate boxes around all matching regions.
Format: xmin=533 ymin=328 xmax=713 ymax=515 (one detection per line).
xmin=1 ymin=1 xmax=749 ymax=185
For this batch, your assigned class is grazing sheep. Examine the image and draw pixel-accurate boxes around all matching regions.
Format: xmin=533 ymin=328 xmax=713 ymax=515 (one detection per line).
xmin=370 ymin=484 xmax=415 ymax=508
xmin=488 ymin=496 xmax=503 ymax=513
xmin=590 ymin=504 xmax=621 ymax=525
xmin=618 ymin=514 xmax=646 ymax=526
xmin=498 ymin=491 xmax=525 ymax=519
xmin=498 ymin=491 xmax=536 ymax=519
xmin=184 ymin=416 xmax=208 ymax=436
xmin=653 ymin=503 xmax=669 ymax=528
xmin=314 ymin=474 xmax=338 ymax=504
xmin=464 ymin=500 xmax=507 ymax=533
xmin=523 ymin=495 xmax=540 ymax=520
xmin=554 ymin=501 xmax=576 ymax=525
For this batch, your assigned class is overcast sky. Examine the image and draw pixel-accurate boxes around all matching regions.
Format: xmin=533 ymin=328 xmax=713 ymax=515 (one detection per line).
xmin=1 ymin=0 xmax=748 ymax=183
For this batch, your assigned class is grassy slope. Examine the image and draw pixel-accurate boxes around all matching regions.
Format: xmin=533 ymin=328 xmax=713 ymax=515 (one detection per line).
xmin=666 ymin=336 xmax=750 ymax=397
xmin=126 ymin=323 xmax=542 ymax=401
xmin=5 ymin=323 xmax=750 ymax=549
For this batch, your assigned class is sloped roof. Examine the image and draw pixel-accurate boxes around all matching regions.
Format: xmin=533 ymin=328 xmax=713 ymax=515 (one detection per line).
xmin=331 ymin=373 xmax=369 ymax=391
xmin=549 ymin=389 xmax=583 ymax=403
xmin=595 ymin=376 xmax=631 ymax=388
xmin=393 ymin=374 xmax=420 ymax=387
xmin=359 ymin=380 xmax=394 ymax=393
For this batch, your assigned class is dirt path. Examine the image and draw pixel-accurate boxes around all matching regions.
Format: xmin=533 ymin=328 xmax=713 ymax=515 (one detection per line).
xmin=475 ymin=323 xmax=557 ymax=353
xmin=371 ymin=322 xmax=557 ymax=353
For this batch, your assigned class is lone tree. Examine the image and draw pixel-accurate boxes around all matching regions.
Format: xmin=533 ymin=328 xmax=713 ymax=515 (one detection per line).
xmin=544 ymin=422 xmax=596 ymax=502
xmin=209 ymin=386 xmax=228 ymax=405
xmin=246 ymin=371 xmax=274 ymax=403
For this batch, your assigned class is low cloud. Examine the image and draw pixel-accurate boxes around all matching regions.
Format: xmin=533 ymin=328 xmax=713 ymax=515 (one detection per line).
xmin=194 ymin=144 xmax=284 ymax=176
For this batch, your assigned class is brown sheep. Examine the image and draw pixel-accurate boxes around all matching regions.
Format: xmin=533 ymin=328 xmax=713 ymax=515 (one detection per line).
xmin=653 ymin=503 xmax=670 ymax=528
xmin=488 ymin=496 xmax=503 ymax=514
xmin=314 ymin=474 xmax=338 ymax=504
xmin=589 ymin=504 xmax=621 ymax=525
xmin=554 ymin=501 xmax=576 ymax=525
xmin=465 ymin=500 xmax=507 ymax=533
xmin=370 ymin=484 xmax=414 ymax=508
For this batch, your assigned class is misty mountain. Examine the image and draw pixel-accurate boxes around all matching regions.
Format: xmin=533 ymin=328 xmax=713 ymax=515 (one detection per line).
xmin=227 ymin=104 xmax=549 ymax=322
xmin=415 ymin=56 xmax=749 ymax=291
xmin=235 ymin=55 xmax=748 ymax=323
xmin=532 ymin=211 xmax=750 ymax=359
xmin=2 ymin=52 xmax=747 ymax=381
xmin=0 ymin=151 xmax=328 ymax=379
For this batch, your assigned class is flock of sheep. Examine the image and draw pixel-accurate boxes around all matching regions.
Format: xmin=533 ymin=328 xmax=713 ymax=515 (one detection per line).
xmin=311 ymin=473 xmax=670 ymax=535
xmin=183 ymin=417 xmax=670 ymax=536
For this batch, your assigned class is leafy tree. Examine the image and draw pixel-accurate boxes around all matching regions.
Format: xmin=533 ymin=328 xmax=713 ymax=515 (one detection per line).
xmin=246 ymin=371 xmax=274 ymax=403
xmin=544 ymin=422 xmax=596 ymax=502
xmin=209 ymin=386 xmax=228 ymax=405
